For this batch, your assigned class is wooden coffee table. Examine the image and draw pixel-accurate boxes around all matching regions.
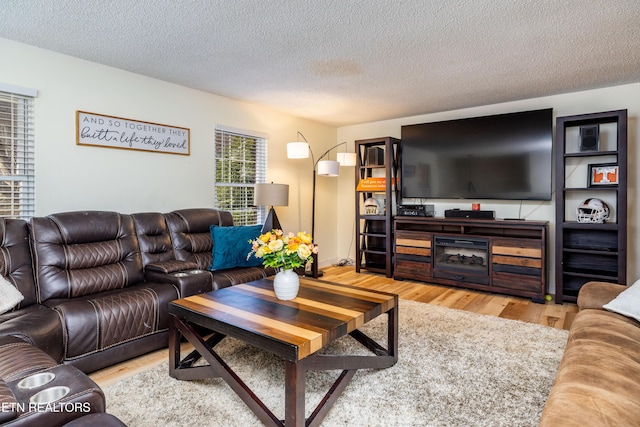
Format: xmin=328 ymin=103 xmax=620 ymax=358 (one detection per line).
xmin=168 ymin=276 xmax=398 ymax=427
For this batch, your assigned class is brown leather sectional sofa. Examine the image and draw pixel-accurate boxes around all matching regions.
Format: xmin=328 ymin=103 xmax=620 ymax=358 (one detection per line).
xmin=0 ymin=208 xmax=272 ymax=426
xmin=540 ymin=281 xmax=640 ymax=426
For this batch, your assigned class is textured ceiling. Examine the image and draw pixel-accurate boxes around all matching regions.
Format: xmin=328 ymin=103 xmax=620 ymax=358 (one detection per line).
xmin=1 ymin=0 xmax=640 ymax=126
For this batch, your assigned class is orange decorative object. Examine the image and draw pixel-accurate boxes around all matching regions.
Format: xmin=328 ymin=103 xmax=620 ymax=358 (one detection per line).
xmin=357 ymin=177 xmax=395 ymax=191
xmin=588 ymin=163 xmax=619 ymax=187
xmin=592 ymin=167 xmax=618 ymax=185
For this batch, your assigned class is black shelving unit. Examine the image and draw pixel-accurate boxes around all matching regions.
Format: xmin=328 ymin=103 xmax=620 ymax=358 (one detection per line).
xmin=555 ymin=110 xmax=627 ymax=303
xmin=355 ymin=137 xmax=400 ymax=278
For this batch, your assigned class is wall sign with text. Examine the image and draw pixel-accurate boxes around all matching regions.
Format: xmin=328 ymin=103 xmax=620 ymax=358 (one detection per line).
xmin=356 ymin=177 xmax=396 ymax=191
xmin=76 ymin=111 xmax=190 ymax=155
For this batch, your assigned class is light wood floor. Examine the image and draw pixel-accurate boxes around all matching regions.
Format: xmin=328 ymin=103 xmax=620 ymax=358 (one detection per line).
xmin=89 ymin=266 xmax=577 ymax=388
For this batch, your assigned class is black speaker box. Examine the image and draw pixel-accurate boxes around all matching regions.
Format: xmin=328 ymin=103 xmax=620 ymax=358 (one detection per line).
xmin=579 ymin=125 xmax=600 ymax=152
xmin=444 ymin=209 xmax=495 ymax=219
xmin=366 ymin=147 xmax=385 ymax=165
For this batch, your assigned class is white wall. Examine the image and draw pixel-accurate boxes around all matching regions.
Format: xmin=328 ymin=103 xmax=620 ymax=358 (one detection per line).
xmin=338 ymin=84 xmax=640 ymax=294
xmin=3 ymin=37 xmax=639 ymax=289
xmin=0 ymin=38 xmax=341 ymax=268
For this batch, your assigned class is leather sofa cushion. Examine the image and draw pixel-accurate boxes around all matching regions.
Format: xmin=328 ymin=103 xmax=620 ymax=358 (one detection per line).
xmin=0 ymin=218 xmax=37 ymax=308
xmin=566 ymin=308 xmax=640 ymax=358
xmin=47 ymin=282 xmax=179 ymax=362
xmin=577 ymin=281 xmax=626 ymax=310
xmin=0 ymin=336 xmax=57 ymax=382
xmin=211 ymin=266 xmax=272 ymax=290
xmin=165 ymin=208 xmax=232 ymax=270
xmin=30 ymin=211 xmax=145 ymax=302
xmin=540 ymin=308 xmax=640 ymax=426
xmin=0 ymin=305 xmax=64 ymax=362
xmin=132 ymin=212 xmax=177 ymax=267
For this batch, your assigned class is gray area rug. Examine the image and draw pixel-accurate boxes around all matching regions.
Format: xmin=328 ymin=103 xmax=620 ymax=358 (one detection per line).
xmin=104 ymin=300 xmax=568 ymax=426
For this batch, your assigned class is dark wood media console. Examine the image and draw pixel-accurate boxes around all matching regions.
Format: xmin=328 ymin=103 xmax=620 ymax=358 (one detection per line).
xmin=394 ymin=217 xmax=548 ymax=303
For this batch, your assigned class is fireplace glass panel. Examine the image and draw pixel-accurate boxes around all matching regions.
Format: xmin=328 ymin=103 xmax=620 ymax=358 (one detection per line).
xmin=433 ymin=236 xmax=489 ymax=276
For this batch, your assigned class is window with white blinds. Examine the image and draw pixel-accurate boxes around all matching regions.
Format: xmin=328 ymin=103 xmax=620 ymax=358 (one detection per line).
xmin=214 ymin=127 xmax=267 ymax=226
xmin=0 ymin=91 xmax=35 ymax=220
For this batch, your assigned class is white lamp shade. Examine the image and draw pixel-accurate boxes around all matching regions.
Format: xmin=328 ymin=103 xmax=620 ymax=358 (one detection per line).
xmin=287 ymin=142 xmax=309 ymax=159
xmin=254 ymin=183 xmax=289 ymax=206
xmin=337 ymin=152 xmax=357 ymax=166
xmin=317 ymin=160 xmax=340 ymax=176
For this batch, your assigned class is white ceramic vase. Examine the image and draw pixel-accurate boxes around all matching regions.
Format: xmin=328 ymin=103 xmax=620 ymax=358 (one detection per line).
xmin=273 ymin=269 xmax=300 ymax=300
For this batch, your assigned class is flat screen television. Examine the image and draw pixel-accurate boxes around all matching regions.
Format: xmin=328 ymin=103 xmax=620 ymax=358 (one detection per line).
xmin=400 ymin=108 xmax=553 ymax=200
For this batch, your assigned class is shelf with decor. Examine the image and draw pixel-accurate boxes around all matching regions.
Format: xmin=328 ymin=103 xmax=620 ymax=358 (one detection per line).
xmin=355 ymin=137 xmax=401 ymax=278
xmin=555 ymin=109 xmax=627 ymax=303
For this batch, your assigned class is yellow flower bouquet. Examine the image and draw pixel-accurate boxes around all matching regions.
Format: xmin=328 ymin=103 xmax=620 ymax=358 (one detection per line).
xmin=248 ymin=229 xmax=317 ymax=271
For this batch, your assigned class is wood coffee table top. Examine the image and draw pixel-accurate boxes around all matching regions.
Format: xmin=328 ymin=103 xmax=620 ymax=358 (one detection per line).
xmin=169 ymin=276 xmax=398 ymax=362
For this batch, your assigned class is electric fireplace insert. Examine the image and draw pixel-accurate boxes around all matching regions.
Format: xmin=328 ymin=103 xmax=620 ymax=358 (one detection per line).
xmin=433 ymin=236 xmax=489 ymax=284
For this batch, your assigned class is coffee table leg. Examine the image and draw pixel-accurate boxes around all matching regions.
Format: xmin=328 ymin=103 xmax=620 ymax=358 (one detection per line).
xmin=168 ymin=314 xmax=181 ymax=377
xmin=388 ymin=305 xmax=399 ymax=363
xmin=284 ymin=360 xmax=305 ymax=427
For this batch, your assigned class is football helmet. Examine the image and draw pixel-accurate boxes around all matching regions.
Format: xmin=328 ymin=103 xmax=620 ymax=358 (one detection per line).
xmin=576 ymin=198 xmax=610 ymax=223
xmin=363 ymin=197 xmax=380 ymax=215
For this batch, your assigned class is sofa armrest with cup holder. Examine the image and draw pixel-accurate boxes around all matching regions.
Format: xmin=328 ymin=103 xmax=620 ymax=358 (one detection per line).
xmin=0 ymin=336 xmax=107 ymax=426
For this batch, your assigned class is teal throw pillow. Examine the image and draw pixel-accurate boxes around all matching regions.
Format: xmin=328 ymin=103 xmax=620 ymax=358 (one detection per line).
xmin=209 ymin=224 xmax=263 ymax=271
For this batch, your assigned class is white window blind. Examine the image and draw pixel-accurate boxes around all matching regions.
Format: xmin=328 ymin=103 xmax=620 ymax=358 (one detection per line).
xmin=214 ymin=127 xmax=267 ymax=225
xmin=0 ymin=91 xmax=35 ymax=220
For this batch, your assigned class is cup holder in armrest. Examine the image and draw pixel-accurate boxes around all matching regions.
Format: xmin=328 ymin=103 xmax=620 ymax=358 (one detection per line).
xmin=186 ymin=269 xmax=206 ymax=274
xmin=17 ymin=372 xmax=55 ymax=390
xmin=30 ymin=386 xmax=70 ymax=405
xmin=172 ymin=272 xmax=189 ymax=277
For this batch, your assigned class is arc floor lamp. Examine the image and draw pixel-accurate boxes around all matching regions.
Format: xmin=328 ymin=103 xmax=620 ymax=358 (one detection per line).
xmin=287 ymin=131 xmax=356 ymax=278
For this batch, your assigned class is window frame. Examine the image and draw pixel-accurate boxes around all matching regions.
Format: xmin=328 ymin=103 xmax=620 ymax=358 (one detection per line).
xmin=214 ymin=126 xmax=268 ymax=226
xmin=0 ymin=84 xmax=36 ymax=220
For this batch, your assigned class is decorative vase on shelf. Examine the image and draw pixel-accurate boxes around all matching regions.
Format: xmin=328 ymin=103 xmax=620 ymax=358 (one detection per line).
xmin=273 ymin=269 xmax=300 ymax=300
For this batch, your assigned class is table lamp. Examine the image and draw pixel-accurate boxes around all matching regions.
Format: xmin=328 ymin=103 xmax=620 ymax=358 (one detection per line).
xmin=254 ymin=183 xmax=289 ymax=234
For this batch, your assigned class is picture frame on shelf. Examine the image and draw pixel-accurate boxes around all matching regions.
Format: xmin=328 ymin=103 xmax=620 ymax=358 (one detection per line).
xmin=588 ymin=162 xmax=619 ymax=187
